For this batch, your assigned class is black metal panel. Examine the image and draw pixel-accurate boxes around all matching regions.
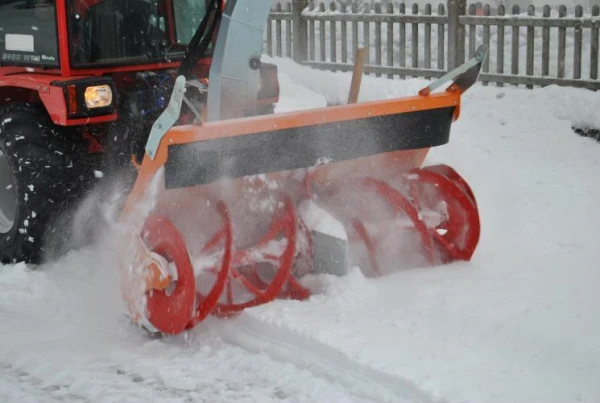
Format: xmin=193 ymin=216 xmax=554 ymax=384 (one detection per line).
xmin=165 ymin=106 xmax=455 ymax=189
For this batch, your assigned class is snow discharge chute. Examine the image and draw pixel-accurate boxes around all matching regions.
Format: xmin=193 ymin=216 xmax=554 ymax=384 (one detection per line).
xmin=116 ymin=0 xmax=487 ymax=336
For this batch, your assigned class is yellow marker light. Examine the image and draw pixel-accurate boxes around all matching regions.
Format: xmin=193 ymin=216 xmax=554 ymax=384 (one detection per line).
xmin=84 ymin=85 xmax=113 ymax=108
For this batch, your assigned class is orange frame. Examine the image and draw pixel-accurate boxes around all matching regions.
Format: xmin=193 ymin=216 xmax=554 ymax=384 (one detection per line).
xmin=120 ymin=84 xmax=462 ymax=219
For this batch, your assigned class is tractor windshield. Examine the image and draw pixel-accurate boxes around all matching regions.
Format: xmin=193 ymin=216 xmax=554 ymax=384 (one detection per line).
xmin=0 ymin=0 xmax=60 ymax=67
xmin=67 ymin=0 xmax=209 ymax=68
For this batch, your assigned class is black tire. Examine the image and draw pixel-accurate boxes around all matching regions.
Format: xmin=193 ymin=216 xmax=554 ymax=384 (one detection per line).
xmin=0 ymin=103 xmax=94 ymax=264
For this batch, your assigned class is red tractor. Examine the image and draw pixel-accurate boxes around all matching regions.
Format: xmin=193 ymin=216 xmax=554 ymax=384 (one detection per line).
xmin=2 ymin=0 xmax=485 ymax=333
xmin=0 ymin=0 xmax=279 ymax=264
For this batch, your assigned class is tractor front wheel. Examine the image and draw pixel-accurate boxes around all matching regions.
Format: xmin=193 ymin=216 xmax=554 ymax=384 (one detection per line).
xmin=0 ymin=104 xmax=92 ymax=264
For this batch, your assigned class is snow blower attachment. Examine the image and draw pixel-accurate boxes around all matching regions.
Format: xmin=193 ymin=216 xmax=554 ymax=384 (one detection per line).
xmin=117 ymin=0 xmax=487 ymax=335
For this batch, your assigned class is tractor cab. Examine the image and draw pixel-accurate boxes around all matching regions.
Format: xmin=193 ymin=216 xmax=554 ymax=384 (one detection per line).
xmin=1 ymin=0 xmax=213 ymax=74
xmin=0 ymin=0 xmax=279 ymax=265
xmin=68 ymin=0 xmax=207 ymax=68
xmin=0 ymin=0 xmax=279 ymax=127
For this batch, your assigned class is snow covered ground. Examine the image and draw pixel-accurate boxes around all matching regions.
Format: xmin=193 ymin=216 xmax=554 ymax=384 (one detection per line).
xmin=1 ymin=57 xmax=599 ymax=402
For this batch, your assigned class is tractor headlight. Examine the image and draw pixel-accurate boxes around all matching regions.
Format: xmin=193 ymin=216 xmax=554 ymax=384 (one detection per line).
xmin=84 ymin=85 xmax=113 ymax=109
xmin=55 ymin=77 xmax=117 ymax=120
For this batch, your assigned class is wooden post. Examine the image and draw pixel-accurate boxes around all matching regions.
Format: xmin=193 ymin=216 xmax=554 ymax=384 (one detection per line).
xmin=292 ymin=0 xmax=309 ymax=63
xmin=348 ymin=47 xmax=367 ymax=104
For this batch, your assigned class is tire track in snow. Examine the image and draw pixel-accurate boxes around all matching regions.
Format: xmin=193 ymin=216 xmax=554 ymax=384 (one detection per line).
xmin=0 ymin=362 xmax=85 ymax=402
xmin=217 ymin=314 xmax=441 ymax=403
xmin=0 ymin=261 xmax=380 ymax=402
xmin=0 ymin=359 xmax=200 ymax=402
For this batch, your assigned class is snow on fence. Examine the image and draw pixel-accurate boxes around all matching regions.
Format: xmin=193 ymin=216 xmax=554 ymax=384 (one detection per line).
xmin=266 ymin=0 xmax=600 ymax=90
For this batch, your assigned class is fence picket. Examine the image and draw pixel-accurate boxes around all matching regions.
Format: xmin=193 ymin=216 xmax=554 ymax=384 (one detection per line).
xmin=399 ymin=3 xmax=406 ymax=79
xmin=558 ymin=5 xmax=567 ymax=78
xmin=276 ymin=3 xmax=283 ymax=57
xmin=387 ymin=3 xmax=394 ymax=78
xmin=497 ymin=4 xmax=505 ymax=87
xmin=457 ymin=0 xmax=466 ymax=64
xmin=412 ymin=4 xmax=419 ymax=71
xmin=424 ymin=4 xmax=432 ymax=69
xmin=309 ymin=1 xmax=315 ymax=60
xmin=574 ymin=5 xmax=583 ymax=79
xmin=542 ymin=5 xmax=550 ymax=77
xmin=267 ymin=1 xmax=599 ymax=91
xmin=511 ymin=5 xmax=520 ymax=82
xmin=482 ymin=4 xmax=490 ymax=85
xmin=352 ymin=3 xmax=358 ymax=64
xmin=375 ymin=3 xmax=382 ymax=77
xmin=468 ymin=4 xmax=476 ymax=60
xmin=267 ymin=4 xmax=273 ymax=56
xmin=364 ymin=3 xmax=370 ymax=74
xmin=592 ymin=6 xmax=599 ymax=80
xmin=448 ymin=0 xmax=458 ymax=69
xmin=526 ymin=5 xmax=535 ymax=89
xmin=438 ymin=4 xmax=445 ymax=70
xmin=286 ymin=3 xmax=292 ymax=58
xmin=330 ymin=2 xmax=337 ymax=69
xmin=319 ymin=2 xmax=326 ymax=62
xmin=341 ymin=3 xmax=348 ymax=63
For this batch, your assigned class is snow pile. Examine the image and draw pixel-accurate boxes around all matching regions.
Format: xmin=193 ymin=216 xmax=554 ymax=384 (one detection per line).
xmin=537 ymin=84 xmax=600 ymax=129
xmin=272 ymin=55 xmax=425 ymax=108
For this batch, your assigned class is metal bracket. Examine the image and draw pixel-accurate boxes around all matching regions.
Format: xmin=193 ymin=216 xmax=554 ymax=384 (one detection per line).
xmin=182 ymin=96 xmax=203 ymax=124
xmin=419 ymin=44 xmax=489 ymax=96
xmin=182 ymin=79 xmax=207 ymax=124
xmin=186 ymin=79 xmax=208 ymax=93
xmin=145 ymin=75 xmax=187 ymax=160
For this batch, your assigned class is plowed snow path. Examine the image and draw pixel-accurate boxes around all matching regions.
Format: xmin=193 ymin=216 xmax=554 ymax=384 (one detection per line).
xmin=0 ymin=258 xmax=378 ymax=402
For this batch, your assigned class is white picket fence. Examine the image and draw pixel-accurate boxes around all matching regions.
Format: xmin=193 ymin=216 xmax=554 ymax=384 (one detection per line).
xmin=267 ymin=0 xmax=600 ymax=89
